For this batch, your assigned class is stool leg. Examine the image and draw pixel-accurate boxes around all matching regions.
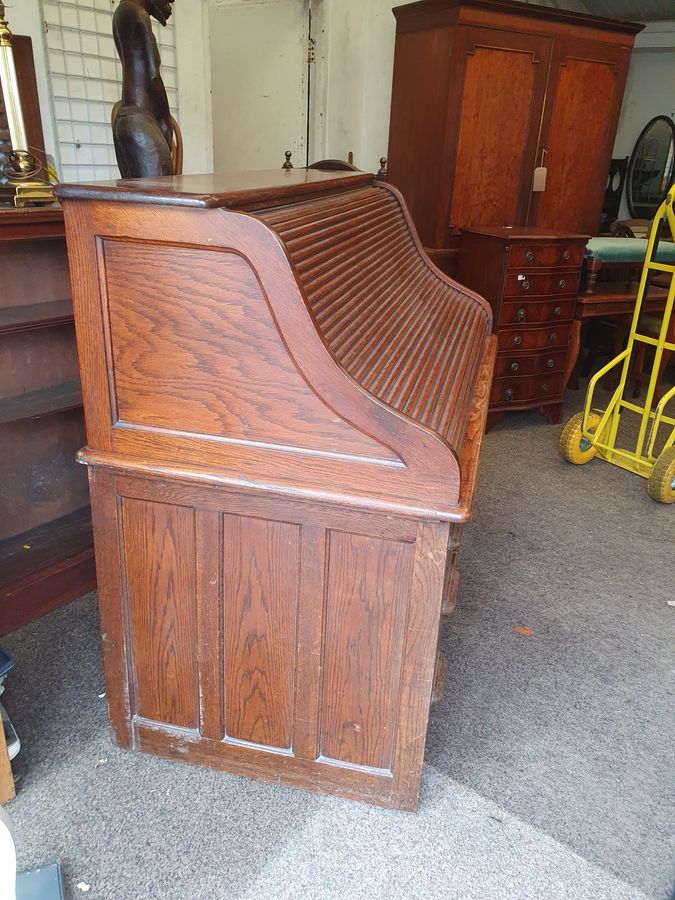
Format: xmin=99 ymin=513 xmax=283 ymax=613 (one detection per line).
xmin=653 ymin=348 xmax=672 ymax=404
xmin=585 ymin=259 xmax=601 ymax=295
xmin=632 ymin=342 xmax=646 ymax=398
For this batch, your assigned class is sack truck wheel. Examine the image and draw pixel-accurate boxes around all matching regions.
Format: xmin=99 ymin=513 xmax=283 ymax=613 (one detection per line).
xmin=647 ymin=447 xmax=675 ymax=504
xmin=559 ymin=411 xmax=603 ymax=465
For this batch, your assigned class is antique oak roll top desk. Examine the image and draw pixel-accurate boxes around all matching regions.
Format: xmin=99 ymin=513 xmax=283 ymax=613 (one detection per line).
xmin=57 ymin=169 xmax=495 ymax=809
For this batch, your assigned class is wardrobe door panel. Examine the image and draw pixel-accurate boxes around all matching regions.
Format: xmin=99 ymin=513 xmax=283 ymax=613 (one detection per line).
xmin=530 ymin=39 xmax=631 ymax=235
xmin=388 ymin=26 xmax=455 ymax=247
xmin=448 ymin=27 xmax=551 ymax=234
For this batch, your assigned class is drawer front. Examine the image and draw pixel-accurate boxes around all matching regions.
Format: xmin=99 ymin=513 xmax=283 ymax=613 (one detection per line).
xmin=498 ymin=324 xmax=572 ymax=352
xmin=491 ymin=373 xmax=566 ymax=405
xmin=508 ymin=243 xmax=584 ymax=270
xmin=504 ymin=272 xmax=580 ymax=298
xmin=501 ymin=298 xmax=575 ymax=327
xmin=493 ymin=349 xmax=568 ymax=378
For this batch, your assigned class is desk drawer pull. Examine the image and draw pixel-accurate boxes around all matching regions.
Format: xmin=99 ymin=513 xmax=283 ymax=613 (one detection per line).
xmin=562 ymin=250 xmax=570 ymax=261
xmin=517 ymin=307 xmax=526 ymax=322
xmin=511 ymin=362 xmax=519 ymax=372
xmin=505 ymin=388 xmax=514 ymax=401
xmin=554 ymin=306 xmax=562 ymax=317
xmin=513 ymin=335 xmax=522 ymax=346
xmin=549 ymin=332 xmax=558 ymax=344
xmin=525 ymin=250 xmax=534 ymax=262
xmin=547 ymin=358 xmax=554 ymax=368
xmin=559 ymin=279 xmax=566 ymax=289
xmin=521 ymin=280 xmax=530 ymax=292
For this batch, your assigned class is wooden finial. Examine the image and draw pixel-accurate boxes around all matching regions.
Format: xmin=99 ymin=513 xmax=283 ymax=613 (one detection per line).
xmin=376 ymin=157 xmax=387 ymax=181
xmin=282 ymin=150 xmax=293 ymax=170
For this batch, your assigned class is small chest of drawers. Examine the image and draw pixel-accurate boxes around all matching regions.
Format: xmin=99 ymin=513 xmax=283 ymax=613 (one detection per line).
xmin=458 ymin=227 xmax=588 ymax=427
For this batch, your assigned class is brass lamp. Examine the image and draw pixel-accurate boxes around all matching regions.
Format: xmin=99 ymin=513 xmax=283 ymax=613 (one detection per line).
xmin=0 ymin=0 xmax=55 ymax=206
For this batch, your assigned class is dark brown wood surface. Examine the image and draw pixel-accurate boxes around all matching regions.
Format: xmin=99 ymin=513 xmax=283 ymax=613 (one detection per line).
xmin=59 ymin=169 xmax=495 ymax=809
xmin=529 ymin=35 xmax=633 ymax=234
xmin=0 ymin=207 xmax=93 ymax=636
xmin=387 ymin=0 xmax=641 ymax=249
xmin=222 ymin=515 xmax=299 ymax=748
xmin=458 ymin=226 xmax=587 ymax=426
xmin=57 ymin=169 xmax=373 ymax=209
xmin=122 ymin=498 xmax=198 ymax=729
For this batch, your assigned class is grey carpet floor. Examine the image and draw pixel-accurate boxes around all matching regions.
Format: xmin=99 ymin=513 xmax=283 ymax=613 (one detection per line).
xmin=3 ymin=386 xmax=674 ymax=900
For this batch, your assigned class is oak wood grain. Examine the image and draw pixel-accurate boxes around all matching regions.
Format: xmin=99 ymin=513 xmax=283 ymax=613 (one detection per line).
xmin=196 ymin=509 xmax=223 ymax=741
xmin=60 ymin=170 xmax=496 ymax=808
xmin=222 ymin=514 xmax=300 ymax=749
xmin=103 ymin=240 xmax=393 ymax=460
xmin=122 ymin=498 xmax=198 ymax=729
xmin=320 ymin=532 xmax=413 ymax=770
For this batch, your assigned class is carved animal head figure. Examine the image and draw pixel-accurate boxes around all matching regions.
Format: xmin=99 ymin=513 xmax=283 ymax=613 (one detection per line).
xmin=146 ymin=0 xmax=174 ymax=27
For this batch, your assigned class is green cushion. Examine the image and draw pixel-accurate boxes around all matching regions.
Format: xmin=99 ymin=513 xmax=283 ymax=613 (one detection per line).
xmin=585 ymin=237 xmax=675 ymax=263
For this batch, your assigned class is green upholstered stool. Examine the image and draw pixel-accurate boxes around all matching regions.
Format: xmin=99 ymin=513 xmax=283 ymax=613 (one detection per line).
xmin=583 ymin=237 xmax=675 ymax=294
xmin=585 ymin=237 xmax=675 ymax=263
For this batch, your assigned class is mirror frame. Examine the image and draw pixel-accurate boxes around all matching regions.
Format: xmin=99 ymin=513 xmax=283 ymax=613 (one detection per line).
xmin=627 ymin=115 xmax=675 ymax=219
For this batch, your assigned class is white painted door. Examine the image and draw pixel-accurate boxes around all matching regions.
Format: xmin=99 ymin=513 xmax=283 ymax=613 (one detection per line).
xmin=209 ymin=0 xmax=311 ymax=171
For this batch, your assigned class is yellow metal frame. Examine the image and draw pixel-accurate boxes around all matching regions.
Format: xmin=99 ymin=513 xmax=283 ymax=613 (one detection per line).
xmin=579 ymin=184 xmax=675 ymax=479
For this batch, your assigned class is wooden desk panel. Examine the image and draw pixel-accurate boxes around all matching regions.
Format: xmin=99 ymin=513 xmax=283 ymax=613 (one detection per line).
xmin=58 ymin=170 xmax=495 ymax=809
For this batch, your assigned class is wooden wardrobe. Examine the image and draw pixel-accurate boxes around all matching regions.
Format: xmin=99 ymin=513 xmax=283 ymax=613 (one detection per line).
xmin=387 ymin=0 xmax=643 ymax=253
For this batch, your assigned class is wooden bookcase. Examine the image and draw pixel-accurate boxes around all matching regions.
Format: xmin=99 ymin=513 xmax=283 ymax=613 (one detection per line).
xmin=0 ymin=207 xmax=95 ymax=635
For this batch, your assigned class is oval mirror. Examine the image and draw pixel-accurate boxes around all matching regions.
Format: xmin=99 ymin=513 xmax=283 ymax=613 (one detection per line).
xmin=627 ymin=116 xmax=675 ymax=219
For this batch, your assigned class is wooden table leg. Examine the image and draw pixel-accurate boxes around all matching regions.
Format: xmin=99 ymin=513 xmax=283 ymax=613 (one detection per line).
xmin=0 ymin=715 xmax=15 ymax=805
xmin=564 ymin=319 xmax=582 ymax=393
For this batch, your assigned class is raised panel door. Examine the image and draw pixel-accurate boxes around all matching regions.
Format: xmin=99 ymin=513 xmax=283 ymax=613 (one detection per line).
xmin=320 ymin=531 xmax=414 ymax=771
xmin=448 ymin=27 xmax=552 ymax=234
xmin=222 ymin=514 xmax=300 ymax=750
xmin=530 ymin=39 xmax=631 ymax=234
xmin=122 ymin=498 xmax=198 ymax=729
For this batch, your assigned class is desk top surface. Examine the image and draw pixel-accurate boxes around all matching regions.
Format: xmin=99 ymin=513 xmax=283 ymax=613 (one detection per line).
xmin=56 ymin=169 xmax=374 ymax=209
xmin=461 ymin=226 xmax=589 ymax=241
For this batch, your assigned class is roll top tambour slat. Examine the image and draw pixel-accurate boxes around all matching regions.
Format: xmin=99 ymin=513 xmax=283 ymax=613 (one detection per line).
xmin=259 ymin=184 xmax=491 ymax=449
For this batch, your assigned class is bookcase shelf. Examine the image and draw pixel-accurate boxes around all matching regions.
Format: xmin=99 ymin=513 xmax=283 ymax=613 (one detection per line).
xmin=0 ymin=206 xmax=94 ymax=636
xmin=0 ymin=299 xmax=73 ymax=335
xmin=0 ymin=380 xmax=82 ymax=426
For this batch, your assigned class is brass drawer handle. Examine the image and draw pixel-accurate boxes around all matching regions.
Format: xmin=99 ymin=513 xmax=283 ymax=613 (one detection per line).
xmin=511 ymin=362 xmax=519 ymax=372
xmin=559 ymin=278 xmax=566 ymax=289
xmin=517 ymin=307 xmax=526 ymax=322
xmin=513 ymin=335 xmax=522 ymax=345
xmin=541 ymin=383 xmax=550 ymax=393
xmin=547 ymin=358 xmax=554 ymax=368
xmin=525 ymin=250 xmax=534 ymax=262
xmin=549 ymin=332 xmax=558 ymax=344
xmin=505 ymin=388 xmax=514 ymax=401
xmin=562 ymin=250 xmax=570 ymax=261
xmin=554 ymin=306 xmax=562 ymax=317
xmin=521 ymin=280 xmax=530 ymax=291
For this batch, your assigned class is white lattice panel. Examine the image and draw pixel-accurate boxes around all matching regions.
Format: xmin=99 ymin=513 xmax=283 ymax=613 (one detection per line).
xmin=42 ymin=0 xmax=179 ymax=182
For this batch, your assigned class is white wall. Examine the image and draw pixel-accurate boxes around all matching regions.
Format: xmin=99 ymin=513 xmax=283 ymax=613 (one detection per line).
xmin=612 ymin=22 xmax=675 ymax=217
xmin=174 ymin=0 xmax=213 ymax=174
xmin=310 ymin=0 xmax=403 ymax=172
xmin=7 ymin=0 xmax=212 ymax=178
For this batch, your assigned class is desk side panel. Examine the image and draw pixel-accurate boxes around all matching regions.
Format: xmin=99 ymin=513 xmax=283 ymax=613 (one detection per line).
xmin=62 ymin=199 xmax=462 ymax=517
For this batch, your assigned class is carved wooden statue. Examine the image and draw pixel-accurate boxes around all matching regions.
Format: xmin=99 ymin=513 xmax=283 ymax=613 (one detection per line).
xmin=112 ymin=0 xmax=175 ymax=178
